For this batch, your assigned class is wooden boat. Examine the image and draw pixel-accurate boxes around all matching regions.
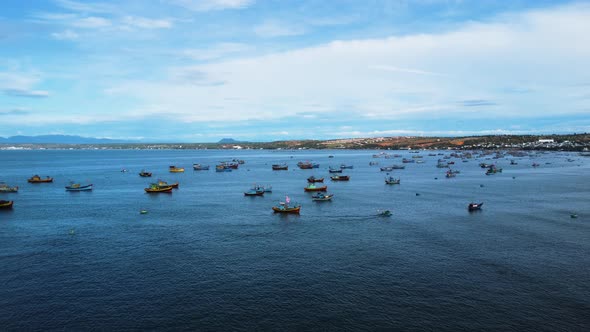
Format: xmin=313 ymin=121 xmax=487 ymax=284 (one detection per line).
xmin=145 ymin=184 xmax=173 ymax=193
xmin=216 ymin=165 xmax=232 ymax=172
xmin=221 ymin=162 xmax=239 ymax=169
xmin=193 ymin=164 xmax=210 ymax=170
xmin=139 ymin=170 xmax=152 ymax=177
xmin=468 ymin=202 xmax=483 ymax=211
xmin=297 ymin=161 xmax=313 ymax=169
xmin=169 ymin=166 xmax=185 ymax=173
xmin=157 ymin=180 xmax=179 ymax=188
xmin=307 ymin=176 xmax=324 ymax=183
xmin=304 ymin=184 xmax=327 ymax=192
xmin=340 ymin=164 xmax=353 ymax=169
xmin=385 ymin=177 xmax=400 ymax=184
xmin=244 ymin=189 xmax=264 ymax=196
xmin=391 ymin=165 xmax=405 ymax=169
xmin=532 ymin=163 xmax=540 ymax=167
xmin=28 ymin=175 xmax=53 ymax=183
xmin=445 ymin=171 xmax=456 ymax=178
xmin=0 ymin=183 xmax=18 ymax=193
xmin=272 ymin=203 xmax=301 ymax=214
xmin=328 ymin=167 xmax=342 ymax=173
xmin=272 ymin=164 xmax=288 ymax=170
xmin=65 ymin=183 xmax=93 ymax=191
xmin=380 ymin=166 xmax=393 ymax=172
xmin=0 ymin=200 xmax=13 ymax=209
xmin=312 ymin=193 xmax=333 ymax=201
xmin=330 ymin=175 xmax=350 ymax=181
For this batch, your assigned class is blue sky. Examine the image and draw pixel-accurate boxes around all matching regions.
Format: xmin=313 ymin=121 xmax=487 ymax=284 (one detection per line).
xmin=0 ymin=0 xmax=589 ymax=142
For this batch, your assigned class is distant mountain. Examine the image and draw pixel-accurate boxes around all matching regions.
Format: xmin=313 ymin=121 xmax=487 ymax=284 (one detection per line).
xmin=0 ymin=135 xmax=135 ymax=144
xmin=218 ymin=138 xmax=244 ymax=144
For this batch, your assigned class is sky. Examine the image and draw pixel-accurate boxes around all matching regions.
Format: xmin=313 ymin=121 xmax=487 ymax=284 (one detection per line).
xmin=0 ymin=0 xmax=589 ymax=142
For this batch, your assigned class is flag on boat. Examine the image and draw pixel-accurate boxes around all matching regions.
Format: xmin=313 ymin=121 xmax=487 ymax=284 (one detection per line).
xmin=285 ymin=196 xmax=290 ymax=204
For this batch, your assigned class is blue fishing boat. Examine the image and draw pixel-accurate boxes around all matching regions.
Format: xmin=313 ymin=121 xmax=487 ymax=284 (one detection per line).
xmin=65 ymin=183 xmax=93 ymax=191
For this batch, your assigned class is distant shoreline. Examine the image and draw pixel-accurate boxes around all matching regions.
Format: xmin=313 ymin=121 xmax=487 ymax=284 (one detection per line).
xmin=1 ymin=134 xmax=589 ymax=151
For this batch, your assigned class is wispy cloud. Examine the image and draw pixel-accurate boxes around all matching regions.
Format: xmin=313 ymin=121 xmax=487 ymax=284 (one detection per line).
xmin=122 ymin=16 xmax=173 ymax=29
xmin=3 ymin=88 xmax=50 ymax=98
xmin=370 ymin=65 xmax=444 ymax=76
xmin=51 ymin=29 xmax=79 ymax=40
xmin=254 ymin=21 xmax=306 ymax=37
xmin=177 ymin=43 xmax=250 ymax=61
xmin=0 ymin=109 xmax=31 ymax=116
xmin=171 ymin=0 xmax=254 ymax=11
xmin=460 ymin=99 xmax=497 ymax=107
xmin=54 ymin=0 xmax=117 ymax=14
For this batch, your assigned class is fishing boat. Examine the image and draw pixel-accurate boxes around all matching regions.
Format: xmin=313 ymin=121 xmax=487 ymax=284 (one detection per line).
xmin=244 ymin=188 xmax=265 ymax=196
xmin=145 ymin=183 xmax=173 ymax=193
xmin=328 ymin=167 xmax=343 ymax=173
xmin=157 ymin=180 xmax=179 ymax=188
xmin=0 ymin=200 xmax=13 ymax=209
xmin=0 ymin=183 xmax=18 ymax=193
xmin=468 ymin=202 xmax=483 ymax=211
xmin=139 ymin=170 xmax=152 ymax=177
xmin=169 ymin=166 xmax=185 ymax=173
xmin=304 ymin=184 xmax=327 ymax=192
xmin=216 ymin=165 xmax=232 ymax=172
xmin=193 ymin=164 xmax=210 ymax=171
xmin=272 ymin=197 xmax=301 ymax=214
xmin=330 ymin=175 xmax=350 ymax=181
xmin=340 ymin=164 xmax=353 ymax=169
xmin=445 ymin=171 xmax=456 ymax=178
xmin=377 ymin=210 xmax=392 ymax=217
xmin=65 ymin=183 xmax=93 ymax=191
xmin=307 ymin=176 xmax=324 ymax=183
xmin=272 ymin=164 xmax=288 ymax=170
xmin=391 ymin=165 xmax=405 ymax=169
xmin=532 ymin=163 xmax=540 ymax=167
xmin=223 ymin=162 xmax=239 ymax=169
xmin=28 ymin=175 xmax=53 ymax=183
xmin=312 ymin=193 xmax=333 ymax=201
xmin=485 ymin=165 xmax=502 ymax=175
xmin=510 ymin=160 xmax=518 ymax=165
xmin=369 ymin=161 xmax=379 ymax=166
xmin=297 ymin=161 xmax=313 ymax=169
xmin=380 ymin=166 xmax=393 ymax=172
xmin=385 ymin=177 xmax=400 ymax=184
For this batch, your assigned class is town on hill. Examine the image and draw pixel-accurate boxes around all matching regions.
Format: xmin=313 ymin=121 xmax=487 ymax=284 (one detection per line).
xmin=1 ymin=134 xmax=589 ymax=151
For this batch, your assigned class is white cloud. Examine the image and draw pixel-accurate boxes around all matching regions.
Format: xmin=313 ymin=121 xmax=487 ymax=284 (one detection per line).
xmin=369 ymin=65 xmax=444 ymax=76
xmin=71 ymin=16 xmax=111 ymax=28
xmin=102 ymin=4 xmax=590 ymax=124
xmin=178 ymin=43 xmax=250 ymax=61
xmin=51 ymin=29 xmax=79 ymax=40
xmin=254 ymin=21 xmax=306 ymax=37
xmin=54 ymin=0 xmax=116 ymax=14
xmin=122 ymin=16 xmax=173 ymax=29
xmin=171 ymin=0 xmax=254 ymax=11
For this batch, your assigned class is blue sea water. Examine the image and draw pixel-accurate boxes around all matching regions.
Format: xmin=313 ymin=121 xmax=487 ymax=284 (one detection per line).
xmin=0 ymin=149 xmax=589 ymax=331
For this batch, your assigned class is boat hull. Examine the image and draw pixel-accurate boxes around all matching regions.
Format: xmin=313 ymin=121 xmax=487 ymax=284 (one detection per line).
xmin=330 ymin=176 xmax=350 ymax=181
xmin=65 ymin=184 xmax=93 ymax=191
xmin=0 ymin=200 xmax=13 ymax=209
xmin=145 ymin=186 xmax=173 ymax=193
xmin=272 ymin=206 xmax=301 ymax=214
xmin=304 ymin=186 xmax=327 ymax=192
xmin=28 ymin=178 xmax=53 ymax=183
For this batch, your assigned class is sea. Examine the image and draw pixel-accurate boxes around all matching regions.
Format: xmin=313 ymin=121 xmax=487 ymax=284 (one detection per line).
xmin=0 ymin=149 xmax=588 ymax=331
